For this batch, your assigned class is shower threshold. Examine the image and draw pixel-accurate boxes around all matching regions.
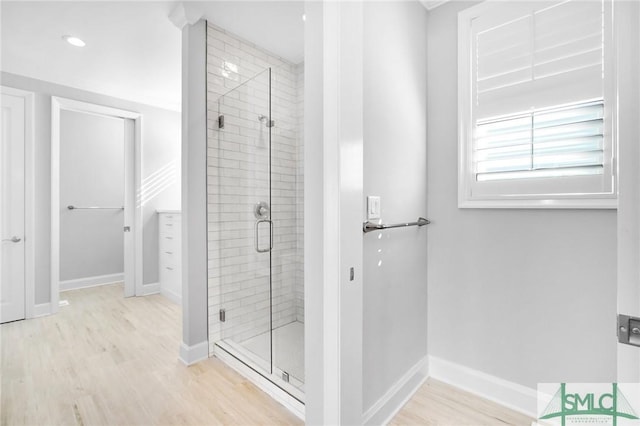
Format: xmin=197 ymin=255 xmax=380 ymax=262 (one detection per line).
xmin=214 ymin=325 xmax=305 ymax=419
xmin=242 ymin=321 xmax=305 ymax=389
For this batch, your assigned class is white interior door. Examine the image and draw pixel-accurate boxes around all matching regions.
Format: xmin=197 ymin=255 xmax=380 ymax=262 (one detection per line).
xmin=616 ymin=0 xmax=640 ymax=383
xmin=1 ymin=92 xmax=26 ymax=323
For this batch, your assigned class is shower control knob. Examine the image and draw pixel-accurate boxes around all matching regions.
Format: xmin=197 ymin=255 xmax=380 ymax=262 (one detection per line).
xmin=254 ymin=201 xmax=270 ymax=219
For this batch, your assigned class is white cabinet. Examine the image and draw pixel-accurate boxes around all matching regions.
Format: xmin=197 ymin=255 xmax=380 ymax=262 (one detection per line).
xmin=158 ymin=211 xmax=181 ymax=304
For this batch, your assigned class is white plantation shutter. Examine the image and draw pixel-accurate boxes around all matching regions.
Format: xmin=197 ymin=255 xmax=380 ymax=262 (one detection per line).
xmin=458 ymin=0 xmax=616 ymax=208
xmin=475 ymin=100 xmax=605 ymax=181
xmin=473 ymin=0 xmax=604 ymax=120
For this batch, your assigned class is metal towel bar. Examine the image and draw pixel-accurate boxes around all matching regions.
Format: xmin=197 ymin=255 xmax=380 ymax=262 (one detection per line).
xmin=363 ymin=217 xmax=430 ymax=233
xmin=67 ymin=205 xmax=124 ymax=210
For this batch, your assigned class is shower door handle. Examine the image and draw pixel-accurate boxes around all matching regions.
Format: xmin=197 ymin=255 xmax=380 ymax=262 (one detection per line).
xmin=255 ymin=219 xmax=273 ymax=253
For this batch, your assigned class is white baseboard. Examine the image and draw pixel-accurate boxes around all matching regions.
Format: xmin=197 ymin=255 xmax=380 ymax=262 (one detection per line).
xmin=160 ymin=287 xmax=181 ymax=304
xmin=363 ymin=356 xmax=429 ymax=425
xmin=213 ymin=344 xmax=305 ymax=421
xmin=179 ymin=340 xmax=209 ymax=366
xmin=428 ymin=355 xmax=538 ymax=418
xmin=60 ymin=273 xmax=124 ymax=292
xmin=141 ymin=282 xmax=160 ymax=296
xmin=33 ymin=302 xmax=51 ymax=317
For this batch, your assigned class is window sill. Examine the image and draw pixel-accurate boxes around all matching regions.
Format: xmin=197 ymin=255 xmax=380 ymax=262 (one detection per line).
xmin=458 ymin=197 xmax=617 ymax=209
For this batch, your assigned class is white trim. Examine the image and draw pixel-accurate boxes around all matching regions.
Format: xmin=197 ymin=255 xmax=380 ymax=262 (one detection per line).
xmin=213 ymin=344 xmax=305 ymax=421
xmin=123 ymin=117 xmax=135 ymax=298
xmin=168 ymin=2 xmax=203 ymax=30
xmin=615 ymin=0 xmax=640 ymax=382
xmin=421 ymin=0 xmax=450 ymax=11
xmin=133 ymin=117 xmax=144 ymax=298
xmin=321 ymin=3 xmax=342 ymax=422
xmin=60 ymin=273 xmax=124 ymax=292
xmin=141 ymin=282 xmax=160 ymax=296
xmin=459 ymin=197 xmax=617 ymax=210
xmin=0 ymin=86 xmax=36 ymax=319
xmin=318 ymin=2 xmax=365 ymax=423
xmin=160 ymin=287 xmax=181 ymax=304
xmin=363 ymin=356 xmax=429 ymax=425
xmin=179 ymin=340 xmax=209 ymax=366
xmin=33 ymin=303 xmax=51 ymax=318
xmin=51 ymin=97 xmax=143 ymax=312
xmin=428 ymin=356 xmax=538 ymax=419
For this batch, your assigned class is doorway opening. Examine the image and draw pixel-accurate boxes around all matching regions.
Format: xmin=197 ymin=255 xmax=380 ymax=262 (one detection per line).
xmin=204 ymin=15 xmax=306 ymax=415
xmin=50 ymin=98 xmax=142 ymax=313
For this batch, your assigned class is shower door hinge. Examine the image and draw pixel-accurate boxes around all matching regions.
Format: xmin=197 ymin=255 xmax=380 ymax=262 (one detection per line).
xmin=217 ymin=115 xmax=224 ymax=129
xmin=219 ymin=309 xmax=226 ymax=322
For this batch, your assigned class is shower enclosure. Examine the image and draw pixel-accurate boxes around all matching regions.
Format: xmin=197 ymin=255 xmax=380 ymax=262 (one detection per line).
xmin=208 ymin=65 xmax=305 ymax=402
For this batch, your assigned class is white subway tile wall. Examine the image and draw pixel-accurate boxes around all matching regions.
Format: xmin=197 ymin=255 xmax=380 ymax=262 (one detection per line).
xmin=206 ymin=23 xmax=304 ymax=356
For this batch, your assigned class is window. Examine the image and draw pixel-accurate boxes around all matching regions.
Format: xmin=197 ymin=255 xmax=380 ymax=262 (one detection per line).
xmin=458 ymin=0 xmax=616 ymax=208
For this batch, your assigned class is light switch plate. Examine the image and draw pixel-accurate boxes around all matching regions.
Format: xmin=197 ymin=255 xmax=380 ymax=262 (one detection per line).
xmin=367 ymin=196 xmax=381 ymax=220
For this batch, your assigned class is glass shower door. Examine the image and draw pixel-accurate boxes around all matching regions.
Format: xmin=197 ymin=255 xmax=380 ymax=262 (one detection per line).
xmin=213 ymin=66 xmax=304 ymax=402
xmin=215 ymin=68 xmax=273 ymax=374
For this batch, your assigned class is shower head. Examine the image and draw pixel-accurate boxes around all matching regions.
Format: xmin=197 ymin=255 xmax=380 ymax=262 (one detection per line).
xmin=257 ymin=115 xmax=275 ymax=128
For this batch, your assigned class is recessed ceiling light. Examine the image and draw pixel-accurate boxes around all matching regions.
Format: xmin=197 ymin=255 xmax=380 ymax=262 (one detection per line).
xmin=63 ymin=35 xmax=86 ymax=47
xmin=302 ymin=14 xmax=306 ymax=22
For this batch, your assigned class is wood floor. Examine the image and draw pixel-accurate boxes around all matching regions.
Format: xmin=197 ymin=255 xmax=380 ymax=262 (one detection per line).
xmin=391 ymin=380 xmax=533 ymax=425
xmin=1 ymin=284 xmax=533 ymax=425
xmin=0 ymin=284 xmax=300 ymax=426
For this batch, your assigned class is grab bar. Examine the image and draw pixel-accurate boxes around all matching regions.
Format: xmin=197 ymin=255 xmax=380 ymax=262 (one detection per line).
xmin=67 ymin=205 xmax=124 ymax=210
xmin=363 ymin=217 xmax=430 ymax=233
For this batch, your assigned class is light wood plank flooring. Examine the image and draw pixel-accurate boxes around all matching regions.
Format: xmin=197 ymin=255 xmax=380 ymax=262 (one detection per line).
xmin=391 ymin=380 xmax=534 ymax=425
xmin=1 ymin=284 xmax=301 ymax=426
xmin=2 ymin=283 xmax=533 ymax=425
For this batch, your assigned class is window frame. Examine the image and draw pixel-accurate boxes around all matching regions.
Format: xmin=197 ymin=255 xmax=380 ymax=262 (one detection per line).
xmin=457 ymin=0 xmax=618 ymax=209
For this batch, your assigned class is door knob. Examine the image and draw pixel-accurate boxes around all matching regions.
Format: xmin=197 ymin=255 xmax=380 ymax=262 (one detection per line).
xmin=2 ymin=236 xmax=21 ymax=243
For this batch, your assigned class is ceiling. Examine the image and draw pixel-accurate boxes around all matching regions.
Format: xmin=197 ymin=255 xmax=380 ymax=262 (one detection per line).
xmin=198 ymin=2 xmax=305 ymax=64
xmin=1 ymin=1 xmax=182 ymax=110
xmin=0 ymin=1 xmax=443 ymax=111
xmin=0 ymin=1 xmax=305 ymax=111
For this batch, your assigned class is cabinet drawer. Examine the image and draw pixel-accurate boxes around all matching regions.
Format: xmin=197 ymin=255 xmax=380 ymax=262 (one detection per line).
xmin=160 ymin=250 xmax=178 ymax=267
xmin=159 ymin=216 xmax=181 ymax=234
xmin=160 ymin=265 xmax=180 ymax=286
xmin=158 ymin=234 xmax=180 ymax=251
xmin=161 ymin=264 xmax=180 ymax=275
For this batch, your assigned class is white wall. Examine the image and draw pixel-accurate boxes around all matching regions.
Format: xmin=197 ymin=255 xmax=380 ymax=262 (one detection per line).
xmin=180 ymin=19 xmax=209 ymax=362
xmin=362 ymin=0 xmax=429 ymax=416
xmin=426 ymin=1 xmax=617 ymax=389
xmin=0 ymin=71 xmax=181 ymax=304
xmin=60 ymin=109 xmax=124 ymax=281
